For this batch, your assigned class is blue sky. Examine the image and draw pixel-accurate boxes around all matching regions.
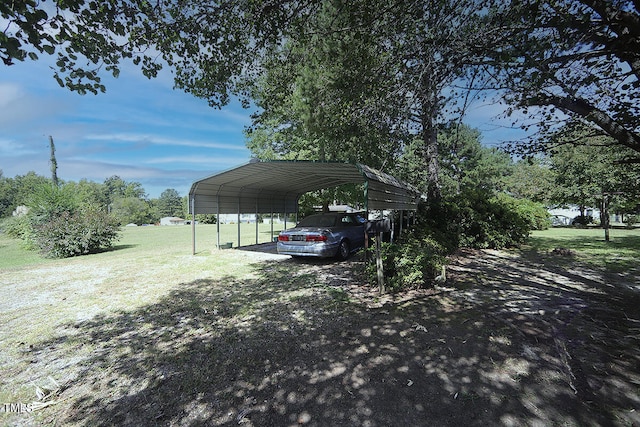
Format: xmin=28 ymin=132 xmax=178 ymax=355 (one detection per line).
xmin=0 ymin=57 xmax=254 ymax=199
xmin=0 ymin=56 xmax=527 ymax=199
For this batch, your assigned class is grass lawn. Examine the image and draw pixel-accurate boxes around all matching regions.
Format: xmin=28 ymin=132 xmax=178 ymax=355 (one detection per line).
xmin=0 ymin=223 xmax=290 ymax=425
xmin=0 ymin=224 xmax=638 ymax=425
xmin=0 ymin=222 xmax=285 ymax=270
xmin=524 ymin=226 xmax=640 ymax=272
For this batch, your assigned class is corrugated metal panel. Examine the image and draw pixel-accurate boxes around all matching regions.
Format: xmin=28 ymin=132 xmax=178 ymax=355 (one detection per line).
xmin=189 ymin=161 xmax=421 ymax=214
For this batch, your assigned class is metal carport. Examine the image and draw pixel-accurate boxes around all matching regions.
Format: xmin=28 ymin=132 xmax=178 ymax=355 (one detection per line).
xmin=188 ymin=160 xmax=421 ymax=253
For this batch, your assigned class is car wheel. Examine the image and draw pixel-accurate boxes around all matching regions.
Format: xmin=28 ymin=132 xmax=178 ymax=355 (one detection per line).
xmin=336 ymin=240 xmax=350 ymax=261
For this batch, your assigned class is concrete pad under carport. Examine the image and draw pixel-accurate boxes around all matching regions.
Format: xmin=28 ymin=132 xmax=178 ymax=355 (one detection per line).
xmin=232 ymin=242 xmax=368 ymax=268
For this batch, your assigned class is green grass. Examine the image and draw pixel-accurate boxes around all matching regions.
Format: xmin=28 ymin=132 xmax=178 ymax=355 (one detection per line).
xmin=0 ymin=235 xmax=54 ymax=269
xmin=0 ymin=222 xmax=285 ymax=270
xmin=0 ymin=222 xmax=291 ymax=424
xmin=524 ymin=226 xmax=640 ymax=272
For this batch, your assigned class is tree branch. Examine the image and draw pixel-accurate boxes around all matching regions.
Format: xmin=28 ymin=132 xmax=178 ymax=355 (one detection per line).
xmin=536 ymin=94 xmax=640 ymax=153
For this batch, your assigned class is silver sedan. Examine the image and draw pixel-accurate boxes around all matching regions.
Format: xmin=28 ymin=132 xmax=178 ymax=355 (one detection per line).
xmin=277 ymin=213 xmax=367 ymax=260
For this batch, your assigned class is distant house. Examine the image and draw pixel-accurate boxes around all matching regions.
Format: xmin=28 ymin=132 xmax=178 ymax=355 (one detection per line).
xmin=160 ymin=217 xmax=186 ymax=226
xmin=217 ymin=213 xmax=257 ymax=224
xmin=548 ymin=206 xmax=598 ymax=226
xmin=313 ymin=204 xmax=358 ymax=213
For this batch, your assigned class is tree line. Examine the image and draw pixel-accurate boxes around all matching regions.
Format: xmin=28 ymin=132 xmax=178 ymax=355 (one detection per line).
xmin=1 ymin=120 xmax=638 ymax=266
xmin=0 ymin=172 xmax=186 ymax=225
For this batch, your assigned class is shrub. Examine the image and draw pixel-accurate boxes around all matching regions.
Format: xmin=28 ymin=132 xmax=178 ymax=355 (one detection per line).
xmin=495 ymin=193 xmax=550 ymax=231
xmin=196 ymin=214 xmax=217 ymax=224
xmin=34 ymin=206 xmax=120 ymax=258
xmin=571 ymin=215 xmax=594 ymax=226
xmin=367 ymin=232 xmax=447 ymax=292
xmin=27 ymin=183 xmax=79 ymax=225
xmin=2 ymin=214 xmax=32 ymax=239
xmin=365 ymin=192 xmax=547 ymax=291
xmin=2 ymin=183 xmax=121 ymax=258
xmin=421 ymin=191 xmax=546 ymax=250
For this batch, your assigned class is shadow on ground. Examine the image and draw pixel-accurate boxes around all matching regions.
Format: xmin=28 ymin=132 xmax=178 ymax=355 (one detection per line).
xmin=22 ymin=250 xmax=640 ymax=426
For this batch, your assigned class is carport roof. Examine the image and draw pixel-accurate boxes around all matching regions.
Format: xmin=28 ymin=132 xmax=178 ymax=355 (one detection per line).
xmin=188 ymin=160 xmax=421 ymax=215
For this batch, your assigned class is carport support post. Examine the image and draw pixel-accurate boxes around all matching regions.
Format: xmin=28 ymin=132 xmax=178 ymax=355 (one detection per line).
xmin=363 ymin=181 xmax=369 ymax=262
xmin=390 ymin=211 xmax=395 ymax=244
xmin=237 ymin=197 xmax=242 ymax=248
xmin=376 ymin=231 xmax=385 ymax=294
xmin=237 ymin=211 xmax=241 ymax=248
xmin=255 ymin=199 xmax=259 ymax=245
xmin=363 ymin=209 xmax=369 ymax=262
xmin=191 ymin=196 xmax=196 ymax=255
xmin=216 ymin=195 xmax=220 ymax=249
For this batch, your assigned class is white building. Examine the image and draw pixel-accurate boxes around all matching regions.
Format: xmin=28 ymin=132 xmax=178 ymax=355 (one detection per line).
xmin=217 ymin=213 xmax=257 ymax=224
xmin=548 ymin=206 xmax=598 ymax=226
xmin=160 ymin=217 xmax=187 ymax=226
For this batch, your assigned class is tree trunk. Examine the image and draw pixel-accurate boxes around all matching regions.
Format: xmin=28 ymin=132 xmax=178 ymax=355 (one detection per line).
xmin=322 ymin=198 xmax=330 ymax=213
xmin=49 ymin=135 xmax=59 ymax=187
xmin=422 ymin=115 xmax=441 ymax=202
xmin=601 ymin=194 xmax=610 ymax=242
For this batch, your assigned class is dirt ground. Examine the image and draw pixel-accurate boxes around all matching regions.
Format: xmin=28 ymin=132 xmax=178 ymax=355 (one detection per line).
xmin=8 ymin=247 xmax=640 ymax=426
xmin=271 ymin=248 xmax=640 ymax=427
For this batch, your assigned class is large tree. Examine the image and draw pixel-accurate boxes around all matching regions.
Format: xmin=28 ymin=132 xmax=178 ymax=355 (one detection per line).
xmin=157 ymin=188 xmax=183 ymax=218
xmin=110 ymin=196 xmax=152 ymax=225
xmin=437 ymin=123 xmax=514 ymax=195
xmin=485 ymin=0 xmax=640 ymax=157
xmin=6 ymin=0 xmax=638 ymax=160
xmin=246 ymin=1 xmax=494 ymax=200
xmin=103 ymin=175 xmax=146 ymax=204
xmin=502 ymin=158 xmax=555 ymax=204
xmin=247 ymin=2 xmax=410 ymax=168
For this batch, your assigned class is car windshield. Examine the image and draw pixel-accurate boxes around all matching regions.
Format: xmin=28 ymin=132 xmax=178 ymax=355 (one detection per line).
xmin=297 ymin=215 xmax=337 ymax=228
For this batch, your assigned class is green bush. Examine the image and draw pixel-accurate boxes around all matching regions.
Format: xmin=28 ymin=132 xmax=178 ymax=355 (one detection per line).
xmin=571 ymin=215 xmax=594 ymax=227
xmin=366 ymin=192 xmax=547 ymax=292
xmin=2 ymin=183 xmax=121 ymax=258
xmin=367 ymin=233 xmax=446 ymax=292
xmin=195 ymin=214 xmax=217 ymax=224
xmin=27 ymin=183 xmax=79 ymax=225
xmin=496 ymin=193 xmax=550 ymax=231
xmin=421 ymin=191 xmax=546 ymax=250
xmin=2 ymin=214 xmax=33 ymax=240
xmin=34 ymin=206 xmax=120 ymax=258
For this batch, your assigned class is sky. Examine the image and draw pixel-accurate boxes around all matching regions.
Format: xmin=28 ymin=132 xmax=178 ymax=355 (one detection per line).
xmin=0 ymin=55 xmax=528 ymax=199
xmin=0 ymin=57 xmax=254 ymax=199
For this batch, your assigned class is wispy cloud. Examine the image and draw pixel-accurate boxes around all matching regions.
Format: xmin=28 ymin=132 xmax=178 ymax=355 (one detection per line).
xmin=84 ymin=133 xmax=248 ymax=151
xmin=0 ymin=138 xmax=39 ymax=157
xmin=57 ymin=158 xmax=219 ymax=196
xmin=144 ymin=155 xmax=250 ymax=165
